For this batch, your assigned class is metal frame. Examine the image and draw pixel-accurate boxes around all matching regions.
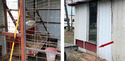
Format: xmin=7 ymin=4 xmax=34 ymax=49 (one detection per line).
xmin=20 ymin=0 xmax=26 ymax=61
xmin=0 ymin=0 xmax=61 ymax=61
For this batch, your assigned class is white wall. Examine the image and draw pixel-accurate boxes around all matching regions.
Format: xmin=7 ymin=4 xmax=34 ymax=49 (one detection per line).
xmin=112 ymin=1 xmax=125 ymax=61
xmin=74 ymin=3 xmax=89 ymax=44
xmin=97 ymin=1 xmax=112 ymax=61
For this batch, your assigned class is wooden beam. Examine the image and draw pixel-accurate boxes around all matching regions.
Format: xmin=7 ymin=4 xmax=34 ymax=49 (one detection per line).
xmin=1 ymin=32 xmax=21 ymax=37
xmin=2 ymin=0 xmax=8 ymax=56
xmin=20 ymin=0 xmax=26 ymax=61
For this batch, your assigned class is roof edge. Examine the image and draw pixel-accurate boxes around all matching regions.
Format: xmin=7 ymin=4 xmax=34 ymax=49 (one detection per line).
xmin=68 ymin=0 xmax=101 ymax=6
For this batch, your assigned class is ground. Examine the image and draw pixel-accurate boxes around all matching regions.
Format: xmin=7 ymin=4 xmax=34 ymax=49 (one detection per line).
xmin=66 ymin=51 xmax=106 ymax=61
xmin=64 ymin=30 xmax=74 ymax=44
xmin=64 ymin=30 xmax=106 ymax=61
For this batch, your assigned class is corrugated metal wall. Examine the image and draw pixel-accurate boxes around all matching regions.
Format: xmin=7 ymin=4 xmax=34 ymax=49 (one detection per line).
xmin=74 ymin=3 xmax=89 ymax=44
xmin=0 ymin=0 xmax=6 ymax=56
xmin=112 ymin=0 xmax=125 ymax=61
xmin=97 ymin=1 xmax=112 ymax=61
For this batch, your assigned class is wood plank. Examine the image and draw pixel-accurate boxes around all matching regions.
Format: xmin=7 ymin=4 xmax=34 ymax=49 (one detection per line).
xmin=13 ymin=41 xmax=45 ymax=56
xmin=1 ymin=32 xmax=21 ymax=37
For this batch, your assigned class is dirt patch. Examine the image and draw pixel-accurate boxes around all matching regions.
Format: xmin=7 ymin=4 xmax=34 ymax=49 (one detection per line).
xmin=66 ymin=51 xmax=106 ymax=61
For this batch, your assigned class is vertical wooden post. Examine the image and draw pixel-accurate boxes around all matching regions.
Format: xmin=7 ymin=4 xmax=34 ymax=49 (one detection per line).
xmin=3 ymin=0 xmax=8 ymax=55
xmin=20 ymin=0 xmax=26 ymax=61
xmin=3 ymin=0 xmax=8 ymax=32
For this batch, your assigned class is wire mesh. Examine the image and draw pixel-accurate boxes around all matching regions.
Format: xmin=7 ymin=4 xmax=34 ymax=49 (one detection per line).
xmin=25 ymin=0 xmax=61 ymax=61
xmin=0 ymin=0 xmax=61 ymax=61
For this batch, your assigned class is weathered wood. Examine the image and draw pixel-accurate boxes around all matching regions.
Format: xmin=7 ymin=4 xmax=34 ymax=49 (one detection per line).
xmin=1 ymin=32 xmax=21 ymax=37
xmin=0 ymin=25 xmax=5 ymax=28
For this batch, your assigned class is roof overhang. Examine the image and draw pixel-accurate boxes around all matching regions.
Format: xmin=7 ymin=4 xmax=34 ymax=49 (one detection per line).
xmin=68 ymin=0 xmax=101 ymax=6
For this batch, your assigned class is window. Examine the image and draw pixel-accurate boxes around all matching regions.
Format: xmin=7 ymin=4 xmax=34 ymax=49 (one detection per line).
xmin=89 ymin=2 xmax=97 ymax=43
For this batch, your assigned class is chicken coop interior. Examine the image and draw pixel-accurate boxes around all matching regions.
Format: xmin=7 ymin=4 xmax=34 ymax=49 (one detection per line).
xmin=0 ymin=0 xmax=61 ymax=61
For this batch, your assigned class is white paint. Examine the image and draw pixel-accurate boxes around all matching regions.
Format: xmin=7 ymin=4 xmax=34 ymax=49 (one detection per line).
xmin=112 ymin=1 xmax=125 ymax=61
xmin=74 ymin=4 xmax=89 ymax=45
xmin=97 ymin=1 xmax=112 ymax=61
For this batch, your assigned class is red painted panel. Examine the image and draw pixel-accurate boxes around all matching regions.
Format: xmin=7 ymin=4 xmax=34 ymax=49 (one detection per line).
xmin=76 ymin=39 xmax=84 ymax=48
xmin=85 ymin=42 xmax=97 ymax=52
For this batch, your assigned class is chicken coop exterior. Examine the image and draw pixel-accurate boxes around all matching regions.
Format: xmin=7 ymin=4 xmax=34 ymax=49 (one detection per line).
xmin=68 ymin=0 xmax=125 ymax=61
xmin=0 ymin=0 xmax=61 ymax=61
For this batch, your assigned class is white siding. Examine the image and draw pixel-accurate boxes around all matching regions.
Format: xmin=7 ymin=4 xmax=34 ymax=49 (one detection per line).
xmin=97 ymin=1 xmax=112 ymax=61
xmin=112 ymin=1 xmax=125 ymax=61
xmin=74 ymin=4 xmax=89 ymax=44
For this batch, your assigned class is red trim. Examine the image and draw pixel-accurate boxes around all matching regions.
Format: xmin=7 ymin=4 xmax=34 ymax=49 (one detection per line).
xmin=85 ymin=42 xmax=97 ymax=53
xmin=76 ymin=39 xmax=84 ymax=48
xmin=75 ymin=39 xmax=97 ymax=52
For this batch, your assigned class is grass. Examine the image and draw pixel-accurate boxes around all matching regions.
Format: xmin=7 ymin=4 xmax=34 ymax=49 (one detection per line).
xmin=64 ymin=29 xmax=74 ymax=44
xmin=65 ymin=29 xmax=81 ymax=61
xmin=66 ymin=51 xmax=81 ymax=61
